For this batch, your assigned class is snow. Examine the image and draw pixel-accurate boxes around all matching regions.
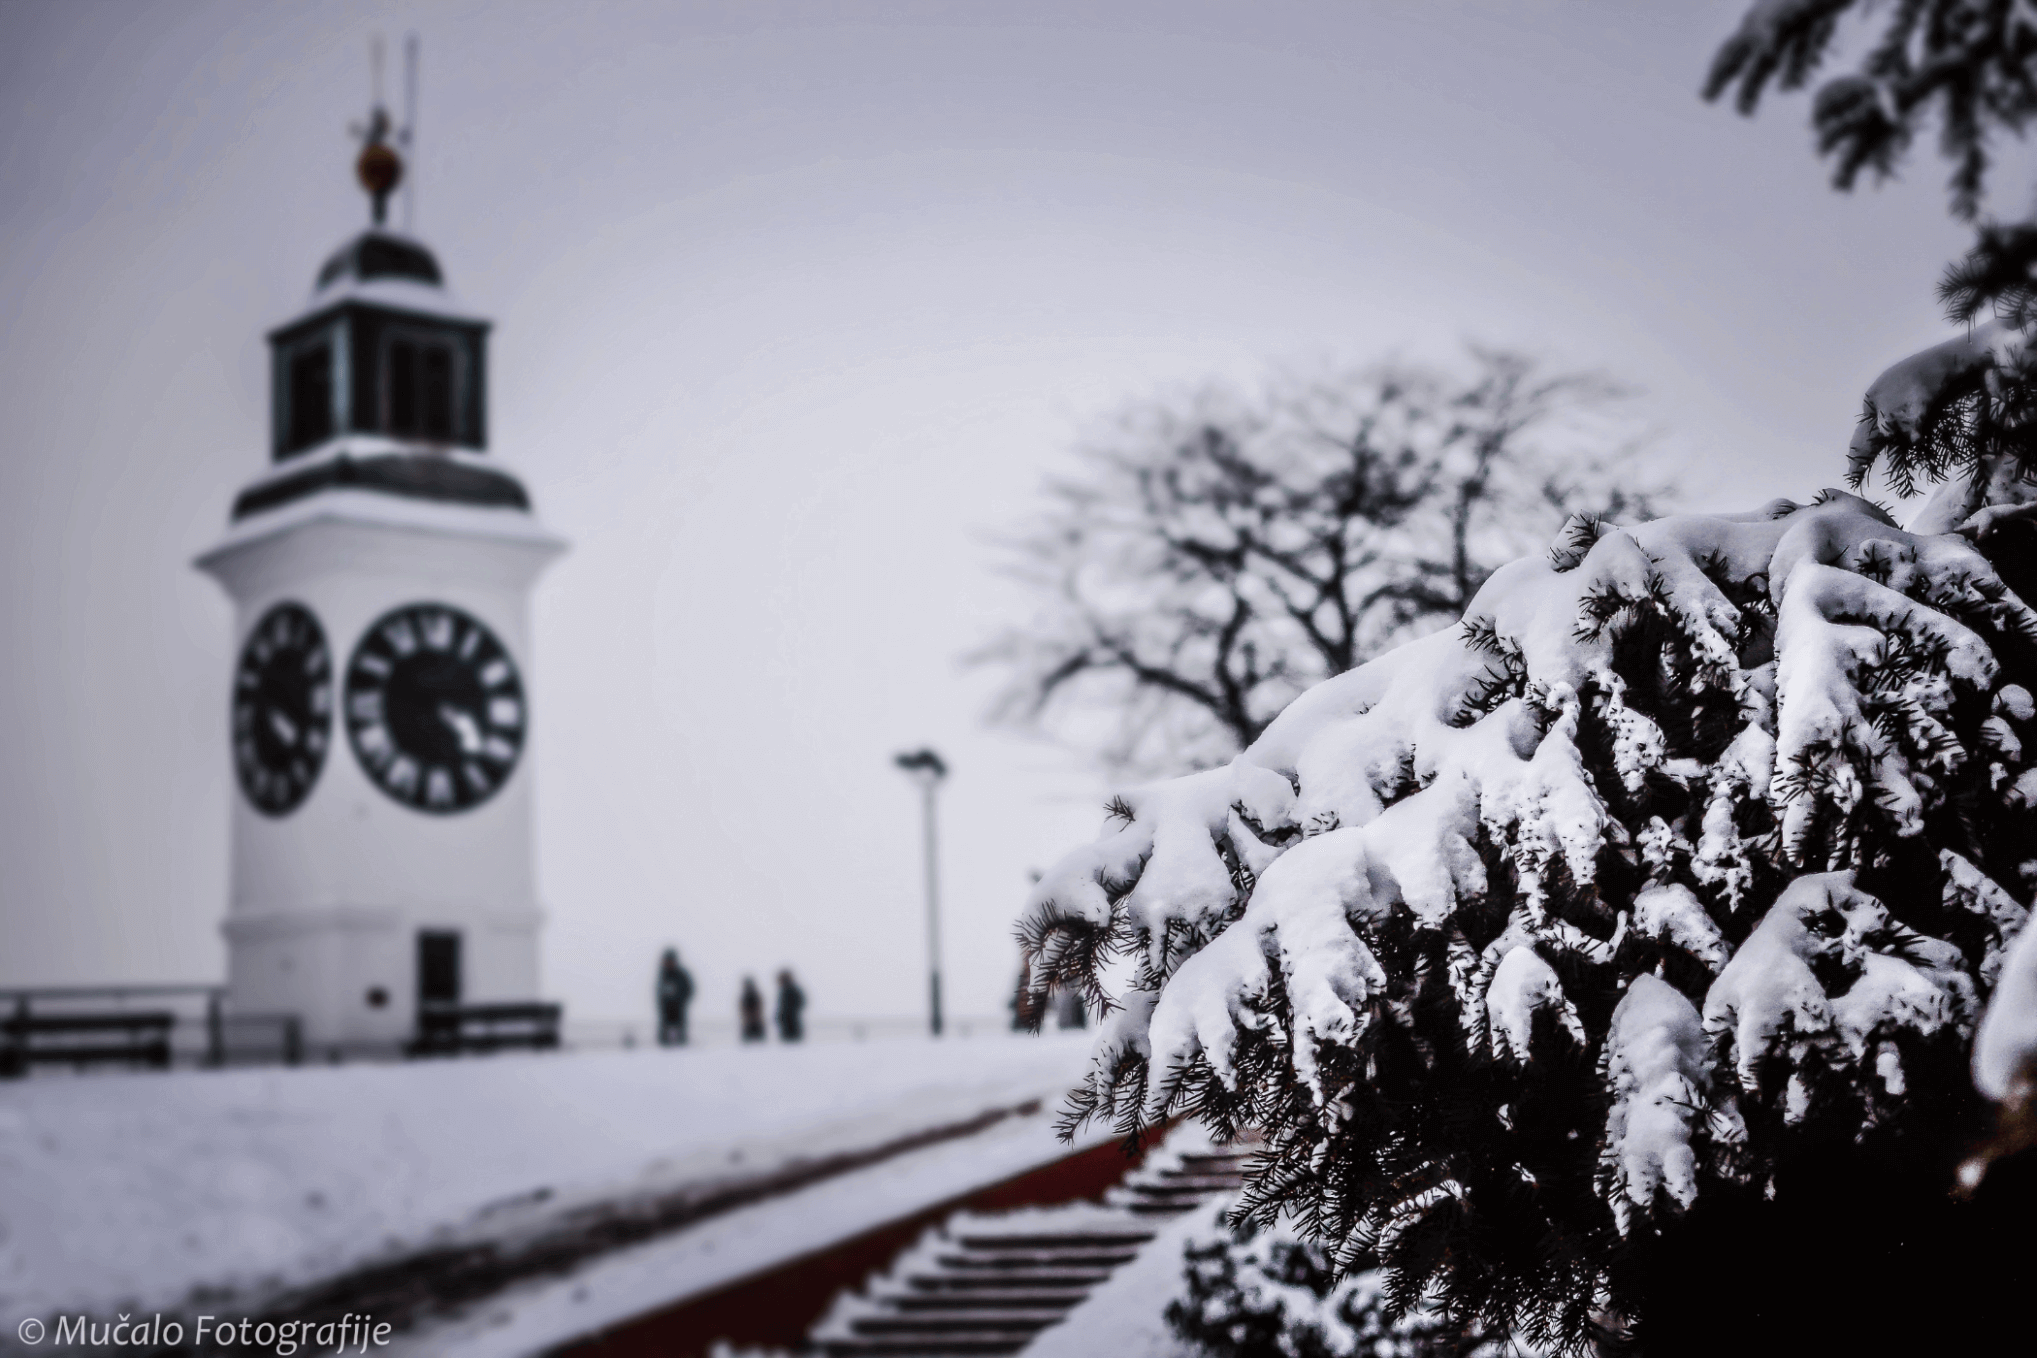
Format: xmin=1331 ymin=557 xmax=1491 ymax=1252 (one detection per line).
xmin=0 ymin=1034 xmax=1094 ymax=1327
xmin=1832 ymin=954 xmax=1956 ymax=1091
xmin=1014 ymin=1206 xmax=1208 ymax=1358
xmin=1078 ymin=1199 xmax=1532 ymax=1358
xmin=309 ymin=273 xmax=484 ymax=322
xmin=1942 ymin=848 xmax=2029 ymax=986
xmin=195 ymin=437 xmax=563 ymax=558
xmin=1974 ymin=912 xmax=2037 ymax=1100
xmin=1631 ymin=884 xmax=1730 ymax=972
xmin=1858 ymin=325 xmax=2037 ymax=543
xmin=1699 ymin=874 xmax=1848 ymax=1094
xmin=395 ymin=1100 xmax=1109 ymax=1358
xmin=1485 ymin=947 xmax=1584 ymax=1063
xmin=1848 ymin=325 xmax=2007 ymax=488
xmin=1599 ymin=975 xmax=1742 ymax=1236
xmin=1020 ymin=488 xmax=2037 ymax=1251
xmin=305 ymin=230 xmax=484 ymax=323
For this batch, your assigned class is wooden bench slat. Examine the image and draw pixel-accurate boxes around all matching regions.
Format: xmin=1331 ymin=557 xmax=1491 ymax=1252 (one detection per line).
xmin=3 ymin=1011 xmax=175 ymax=1035
xmin=14 ymin=1041 xmax=172 ymax=1064
xmin=409 ymin=1001 xmax=562 ymax=1057
xmin=1 ymin=1009 xmax=176 ymax=1076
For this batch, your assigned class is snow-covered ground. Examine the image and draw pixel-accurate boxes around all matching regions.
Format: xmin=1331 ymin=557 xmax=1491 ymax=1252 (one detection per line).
xmin=404 ymin=1103 xmax=1113 ymax=1357
xmin=0 ymin=1032 xmax=1093 ymax=1338
xmin=1017 ymin=1206 xmax=1207 ymax=1358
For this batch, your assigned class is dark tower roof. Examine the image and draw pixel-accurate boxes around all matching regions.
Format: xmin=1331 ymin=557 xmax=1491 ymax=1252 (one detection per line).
xmin=315 ymin=231 xmax=444 ymax=292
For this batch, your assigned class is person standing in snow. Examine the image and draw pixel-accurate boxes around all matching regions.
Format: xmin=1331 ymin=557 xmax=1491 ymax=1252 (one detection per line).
xmin=738 ymin=976 xmax=767 ymax=1043
xmin=774 ymin=969 xmax=806 ymax=1043
xmin=655 ymin=948 xmax=694 ymax=1047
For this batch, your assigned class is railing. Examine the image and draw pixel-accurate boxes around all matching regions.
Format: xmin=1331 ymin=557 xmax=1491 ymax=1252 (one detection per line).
xmin=0 ymin=985 xmax=301 ymax=1073
xmin=557 ymin=1013 xmax=1026 ymax=1051
xmin=0 ymin=988 xmax=1034 ymax=1074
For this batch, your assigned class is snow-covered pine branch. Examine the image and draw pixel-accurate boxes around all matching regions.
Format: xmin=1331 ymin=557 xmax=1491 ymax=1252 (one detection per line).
xmin=1020 ymin=489 xmax=2037 ymax=1349
xmin=1709 ymin=3 xmax=2037 ymax=540
xmin=1166 ymin=1208 xmax=1510 ymax=1358
xmin=1706 ymin=0 xmax=2037 ymax=222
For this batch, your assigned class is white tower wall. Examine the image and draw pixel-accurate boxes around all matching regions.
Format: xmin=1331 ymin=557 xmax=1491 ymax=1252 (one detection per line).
xmin=198 ymin=504 xmax=562 ymax=1052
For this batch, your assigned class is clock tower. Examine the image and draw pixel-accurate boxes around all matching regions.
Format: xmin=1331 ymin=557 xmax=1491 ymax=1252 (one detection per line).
xmin=196 ymin=90 xmax=564 ymax=1054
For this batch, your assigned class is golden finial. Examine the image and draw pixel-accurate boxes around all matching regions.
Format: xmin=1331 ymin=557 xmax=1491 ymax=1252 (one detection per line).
xmin=349 ymin=35 xmax=410 ymax=227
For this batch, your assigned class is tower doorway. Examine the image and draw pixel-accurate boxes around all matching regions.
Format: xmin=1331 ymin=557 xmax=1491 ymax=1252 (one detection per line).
xmin=417 ymin=930 xmax=462 ymax=1007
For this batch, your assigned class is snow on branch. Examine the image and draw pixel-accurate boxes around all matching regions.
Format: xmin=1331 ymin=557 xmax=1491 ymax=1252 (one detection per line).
xmin=1019 ymin=489 xmax=2037 ymax=1343
xmin=1599 ymin=974 xmax=1745 ymax=1236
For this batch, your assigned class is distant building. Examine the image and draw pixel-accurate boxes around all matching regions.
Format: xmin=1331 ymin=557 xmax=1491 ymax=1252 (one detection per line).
xmin=194 ymin=92 xmax=564 ymax=1054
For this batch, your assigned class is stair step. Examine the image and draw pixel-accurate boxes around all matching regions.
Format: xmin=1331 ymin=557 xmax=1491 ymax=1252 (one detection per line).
xmin=953 ymin=1233 xmax=1152 ymax=1249
xmin=819 ymin=1342 xmax=1032 ymax=1357
xmin=889 ymin=1294 xmax=1089 ymax=1311
xmin=933 ymin=1253 xmax=1134 ymax=1269
xmin=941 ymin=1254 xmax=1148 ymax=1262
xmin=1142 ymin=1183 xmax=1241 ymax=1196
xmin=808 ymin=1131 xmax=1254 ymax=1358
xmin=914 ymin=1272 xmax=1115 ymax=1290
xmin=850 ymin=1316 xmax=1058 ymax=1336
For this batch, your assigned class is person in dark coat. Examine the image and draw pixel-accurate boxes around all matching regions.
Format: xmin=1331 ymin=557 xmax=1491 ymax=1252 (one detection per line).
xmin=774 ymin=969 xmax=806 ymax=1043
xmin=656 ymin=948 xmax=694 ymax=1047
xmin=738 ymin=976 xmax=767 ymax=1043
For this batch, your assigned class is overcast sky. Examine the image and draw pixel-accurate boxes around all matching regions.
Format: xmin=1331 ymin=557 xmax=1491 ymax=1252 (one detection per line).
xmin=0 ymin=1 xmax=1987 ymax=1030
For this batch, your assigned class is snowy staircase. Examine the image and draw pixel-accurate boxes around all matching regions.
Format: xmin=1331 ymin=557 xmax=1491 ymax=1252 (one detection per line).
xmin=805 ymin=1130 xmax=1248 ymax=1357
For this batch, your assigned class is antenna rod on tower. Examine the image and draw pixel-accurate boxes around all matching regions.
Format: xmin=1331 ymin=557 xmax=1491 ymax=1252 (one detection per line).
xmin=352 ymin=33 xmax=404 ymax=227
xmin=403 ymin=34 xmax=418 ymax=233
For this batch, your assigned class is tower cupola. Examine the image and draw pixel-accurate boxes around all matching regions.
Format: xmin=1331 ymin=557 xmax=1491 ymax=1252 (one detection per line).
xmin=265 ymin=233 xmax=490 ymax=462
xmin=239 ymin=55 xmax=528 ymax=525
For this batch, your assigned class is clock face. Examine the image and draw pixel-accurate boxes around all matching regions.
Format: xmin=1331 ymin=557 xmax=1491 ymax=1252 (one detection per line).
xmin=344 ymin=602 xmax=524 ymax=813
xmin=232 ymin=602 xmax=333 ymax=816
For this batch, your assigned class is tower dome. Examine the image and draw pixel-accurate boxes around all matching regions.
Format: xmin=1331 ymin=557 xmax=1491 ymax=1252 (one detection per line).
xmin=315 ymin=230 xmax=443 ymax=293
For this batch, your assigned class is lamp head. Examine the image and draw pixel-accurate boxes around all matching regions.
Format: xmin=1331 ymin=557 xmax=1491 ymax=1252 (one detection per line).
xmin=894 ymin=748 xmax=948 ymax=784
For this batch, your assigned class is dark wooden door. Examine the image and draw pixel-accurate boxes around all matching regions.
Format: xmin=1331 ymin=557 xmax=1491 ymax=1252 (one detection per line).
xmin=417 ymin=930 xmax=462 ymax=1006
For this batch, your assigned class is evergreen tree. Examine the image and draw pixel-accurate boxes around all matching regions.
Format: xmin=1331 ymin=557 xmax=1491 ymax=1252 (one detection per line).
xmin=1010 ymin=12 xmax=2037 ymax=1353
xmin=1020 ymin=483 xmax=2037 ymax=1353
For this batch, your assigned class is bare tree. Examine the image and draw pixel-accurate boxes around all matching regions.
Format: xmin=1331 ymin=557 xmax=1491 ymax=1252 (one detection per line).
xmin=979 ymin=349 xmax=1665 ymax=775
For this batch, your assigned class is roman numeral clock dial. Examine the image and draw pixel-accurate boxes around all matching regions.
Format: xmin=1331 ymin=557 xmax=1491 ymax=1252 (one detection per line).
xmin=344 ymin=603 xmax=525 ymax=813
xmin=232 ymin=602 xmax=333 ymax=815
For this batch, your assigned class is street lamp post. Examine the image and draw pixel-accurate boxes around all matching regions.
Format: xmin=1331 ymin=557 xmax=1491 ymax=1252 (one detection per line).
xmin=893 ymin=748 xmax=948 ymax=1038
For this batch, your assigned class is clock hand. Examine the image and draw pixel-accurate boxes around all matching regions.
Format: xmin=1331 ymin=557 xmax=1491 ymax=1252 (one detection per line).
xmin=268 ymin=710 xmax=299 ymax=746
xmin=438 ymin=703 xmax=484 ymax=755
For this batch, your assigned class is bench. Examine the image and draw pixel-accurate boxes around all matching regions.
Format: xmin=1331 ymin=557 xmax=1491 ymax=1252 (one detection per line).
xmin=408 ymin=1001 xmax=562 ymax=1057
xmin=0 ymin=1007 xmax=175 ymax=1076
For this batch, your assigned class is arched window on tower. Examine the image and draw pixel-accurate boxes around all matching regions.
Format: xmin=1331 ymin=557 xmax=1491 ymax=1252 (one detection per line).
xmin=386 ymin=335 xmax=458 ymax=442
xmin=287 ymin=341 xmax=335 ymax=451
